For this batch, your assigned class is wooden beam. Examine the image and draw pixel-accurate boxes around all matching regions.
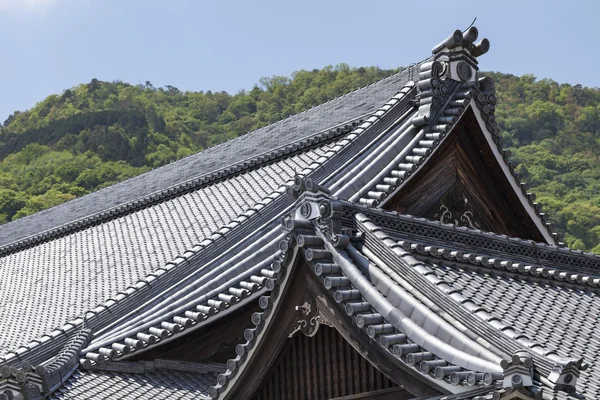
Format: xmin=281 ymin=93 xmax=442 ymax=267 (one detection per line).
xmin=328 ymin=386 xmax=413 ymax=400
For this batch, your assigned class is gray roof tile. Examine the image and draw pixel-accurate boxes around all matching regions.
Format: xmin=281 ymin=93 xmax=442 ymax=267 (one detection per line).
xmin=309 ymin=199 xmax=597 ymax=397
xmin=50 ymin=368 xmax=216 ymax=399
xmin=0 ymin=143 xmax=337 ymax=357
xmin=0 ymin=65 xmax=417 ymax=247
xmin=433 ymin=264 xmax=599 ymax=399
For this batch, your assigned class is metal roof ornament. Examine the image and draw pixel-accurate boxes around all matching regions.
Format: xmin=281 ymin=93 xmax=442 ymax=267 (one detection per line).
xmin=288 ymin=300 xmax=333 ymax=338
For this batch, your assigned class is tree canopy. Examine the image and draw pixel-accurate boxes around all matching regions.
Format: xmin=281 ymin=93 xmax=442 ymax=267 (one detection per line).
xmin=1 ymin=66 xmax=599 ymax=251
xmin=483 ymin=72 xmax=600 ymax=252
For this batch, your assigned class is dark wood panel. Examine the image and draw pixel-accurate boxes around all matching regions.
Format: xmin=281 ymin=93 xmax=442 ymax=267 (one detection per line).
xmin=329 ymin=387 xmax=414 ymax=400
xmin=251 ymin=326 xmax=398 ymax=400
xmin=384 ymin=107 xmax=546 ymax=242
xmin=386 ymin=134 xmax=458 ymax=216
xmin=129 ymin=301 xmax=260 ymax=363
xmin=454 ymin=109 xmax=545 ymax=242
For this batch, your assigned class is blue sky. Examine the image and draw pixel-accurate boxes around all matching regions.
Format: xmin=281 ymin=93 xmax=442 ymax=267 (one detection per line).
xmin=0 ymin=0 xmax=597 ymax=123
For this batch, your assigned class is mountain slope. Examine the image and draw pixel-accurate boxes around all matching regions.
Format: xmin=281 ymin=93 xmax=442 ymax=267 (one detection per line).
xmin=1 ymin=67 xmax=600 ymax=251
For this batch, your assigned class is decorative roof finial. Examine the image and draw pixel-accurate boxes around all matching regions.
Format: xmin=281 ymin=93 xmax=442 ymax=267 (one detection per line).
xmin=493 ymin=353 xmax=541 ymax=399
xmin=431 ymin=29 xmax=464 ymax=53
xmin=431 ymin=26 xmax=490 ymax=59
xmin=470 ymin=39 xmax=491 ymax=57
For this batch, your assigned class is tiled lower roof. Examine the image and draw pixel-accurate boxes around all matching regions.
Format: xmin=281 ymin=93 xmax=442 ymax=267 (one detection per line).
xmin=433 ymin=263 xmax=599 ymax=399
xmin=50 ymin=367 xmax=218 ymax=399
xmin=303 ymin=232 xmax=501 ymax=390
xmin=0 ymin=143 xmax=337 ymax=357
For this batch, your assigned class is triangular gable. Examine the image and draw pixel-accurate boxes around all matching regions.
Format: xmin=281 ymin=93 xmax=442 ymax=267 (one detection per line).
xmin=321 ymin=27 xmax=556 ymax=245
xmin=272 ymin=188 xmax=586 ymax=399
xmin=209 ymin=238 xmax=442 ymax=399
xmin=382 ymin=105 xmax=552 ymax=243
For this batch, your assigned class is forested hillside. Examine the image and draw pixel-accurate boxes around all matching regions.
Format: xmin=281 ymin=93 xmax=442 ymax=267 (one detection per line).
xmin=1 ymin=66 xmax=600 ymax=251
xmin=486 ymin=72 xmax=600 ymax=252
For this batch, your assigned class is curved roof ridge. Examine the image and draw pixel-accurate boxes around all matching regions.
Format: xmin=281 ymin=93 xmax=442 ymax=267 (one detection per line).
xmin=351 ymin=212 xmax=584 ymax=394
xmin=325 ymin=236 xmax=503 ymax=373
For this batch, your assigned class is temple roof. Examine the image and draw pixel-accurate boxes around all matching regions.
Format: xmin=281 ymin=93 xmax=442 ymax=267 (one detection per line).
xmin=0 ymin=26 xmax=596 ymax=400
xmin=50 ymin=360 xmax=224 ymax=399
